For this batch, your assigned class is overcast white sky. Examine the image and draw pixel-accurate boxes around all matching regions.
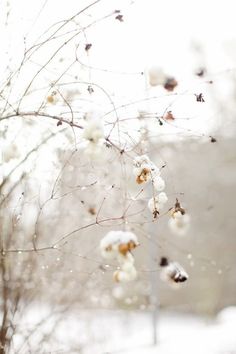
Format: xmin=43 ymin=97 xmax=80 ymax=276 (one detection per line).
xmin=1 ymin=0 xmax=236 ymax=142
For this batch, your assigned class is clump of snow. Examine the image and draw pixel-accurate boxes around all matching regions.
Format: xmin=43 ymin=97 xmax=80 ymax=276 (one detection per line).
xmin=148 ymin=192 xmax=168 ymax=216
xmin=158 ymin=192 xmax=168 ymax=204
xmin=2 ymin=143 xmax=20 ymax=163
xmin=100 ymin=231 xmax=139 ymax=282
xmin=169 ymin=211 xmax=190 ymax=236
xmin=113 ymin=262 xmax=137 ymax=283
xmin=82 ymin=111 xmax=105 ymax=158
xmin=114 ymin=252 xmax=137 ymax=282
xmin=153 ymin=176 xmax=166 ymax=191
xmin=168 ymin=199 xmax=190 ymax=236
xmin=100 ymin=231 xmax=139 ymax=258
xmin=133 ymin=155 xmax=165 ymax=188
xmin=147 ymin=66 xmax=178 ymax=91
xmin=148 ymin=66 xmax=166 ymax=87
xmin=133 ymin=155 xmax=167 ymax=218
xmin=83 ymin=139 xmax=105 ymax=158
xmin=83 ymin=119 xmax=104 ymax=144
xmin=133 ymin=154 xmax=158 ymax=184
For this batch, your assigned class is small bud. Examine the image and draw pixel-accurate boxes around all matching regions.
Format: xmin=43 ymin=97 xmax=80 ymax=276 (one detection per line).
xmin=115 ymin=14 xmax=123 ymax=22
xmin=210 ymin=136 xmax=217 ymax=143
xmin=195 ymin=67 xmax=205 ymax=77
xmin=164 ymin=111 xmax=175 ymax=121
xmin=85 ymin=43 xmax=92 ymax=51
xmin=160 ymin=257 xmax=169 ymax=267
xmin=47 ymin=95 xmax=54 ymax=103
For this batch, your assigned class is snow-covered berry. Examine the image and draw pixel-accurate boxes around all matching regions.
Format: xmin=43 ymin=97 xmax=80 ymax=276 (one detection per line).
xmin=148 ymin=192 xmax=168 ymax=216
xmin=153 ymin=176 xmax=165 ymax=191
xmin=160 ymin=257 xmax=188 ymax=285
xmin=148 ymin=66 xmax=166 ymax=87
